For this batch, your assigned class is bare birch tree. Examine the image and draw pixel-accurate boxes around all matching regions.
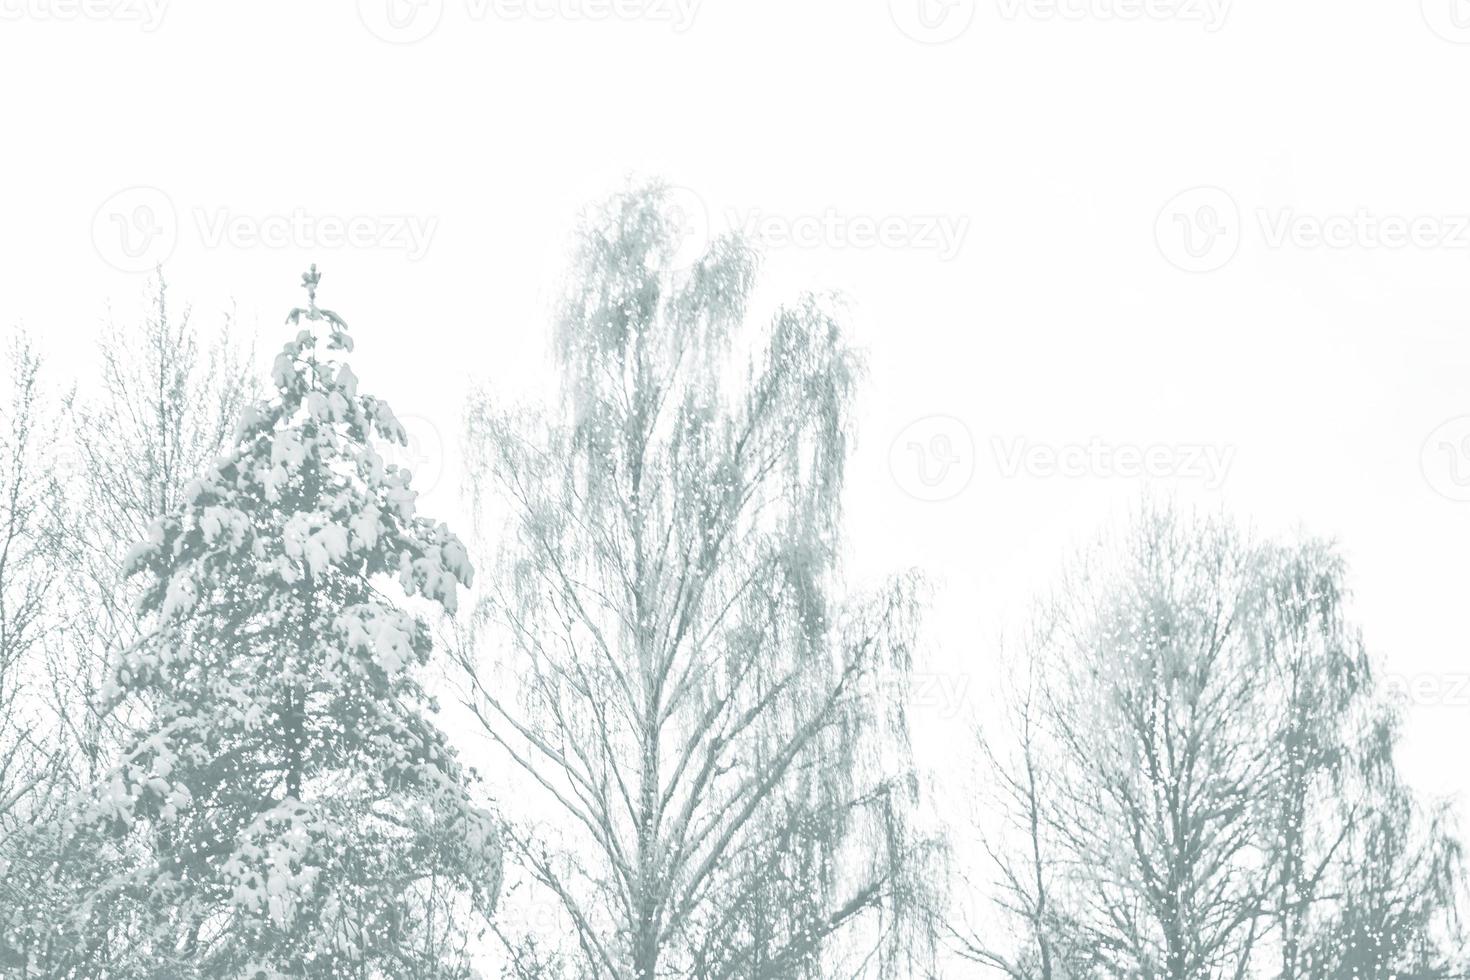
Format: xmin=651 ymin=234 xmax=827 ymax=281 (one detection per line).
xmin=458 ymin=183 xmax=935 ymax=980
xmin=964 ymin=505 xmax=1466 ymax=980
xmin=1293 ymin=708 xmax=1465 ymax=980
xmin=953 ymin=636 xmax=1099 ymax=980
xmin=1253 ymin=540 xmax=1375 ymax=979
xmin=50 ymin=272 xmax=254 ymax=784
xmin=1035 ymin=507 xmax=1284 ymax=979
xmin=0 ymin=334 xmax=65 ymax=841
xmin=0 ymin=276 xmax=257 ymax=977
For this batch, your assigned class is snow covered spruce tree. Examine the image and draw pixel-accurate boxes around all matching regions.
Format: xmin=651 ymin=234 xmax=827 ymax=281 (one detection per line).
xmin=68 ymin=268 xmax=500 ymax=978
xmin=460 ymin=185 xmax=937 ymax=980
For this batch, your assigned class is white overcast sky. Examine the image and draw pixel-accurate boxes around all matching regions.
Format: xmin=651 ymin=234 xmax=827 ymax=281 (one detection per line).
xmin=3 ymin=0 xmax=1469 ymax=821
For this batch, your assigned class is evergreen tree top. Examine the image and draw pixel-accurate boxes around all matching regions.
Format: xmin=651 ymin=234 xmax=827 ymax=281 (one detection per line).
xmin=67 ymin=267 xmax=497 ymax=978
